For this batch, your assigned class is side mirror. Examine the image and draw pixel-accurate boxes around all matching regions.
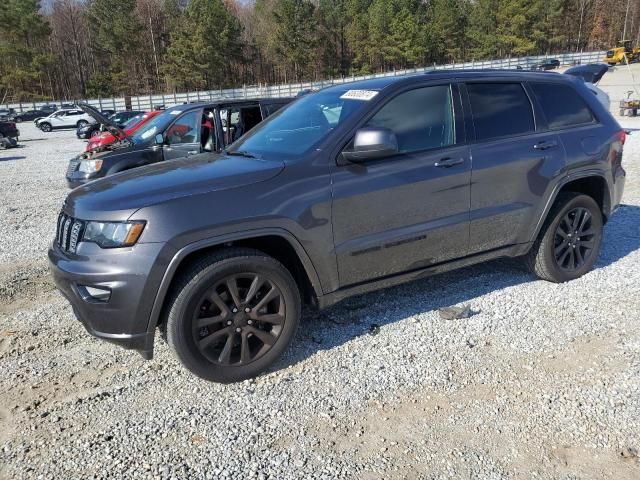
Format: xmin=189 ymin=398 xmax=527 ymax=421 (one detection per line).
xmin=155 ymin=133 xmax=165 ymax=145
xmin=341 ymin=127 xmax=399 ymax=163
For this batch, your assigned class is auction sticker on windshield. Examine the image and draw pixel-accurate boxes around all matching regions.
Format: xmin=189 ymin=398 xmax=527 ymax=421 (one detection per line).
xmin=340 ymin=90 xmax=379 ymax=101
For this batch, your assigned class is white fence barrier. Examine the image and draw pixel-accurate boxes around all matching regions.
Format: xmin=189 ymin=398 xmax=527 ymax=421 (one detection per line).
xmin=3 ymin=50 xmax=607 ymax=113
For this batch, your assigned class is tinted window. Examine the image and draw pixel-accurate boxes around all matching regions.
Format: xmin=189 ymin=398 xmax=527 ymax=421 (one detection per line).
xmin=467 ymin=83 xmax=535 ymax=140
xmin=530 ymin=82 xmax=594 ymax=129
xmin=365 ymin=85 xmax=454 ymax=153
xmin=166 ymin=111 xmax=199 ymax=144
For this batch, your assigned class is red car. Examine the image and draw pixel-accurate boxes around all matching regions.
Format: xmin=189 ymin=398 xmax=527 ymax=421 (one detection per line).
xmin=85 ymin=110 xmax=162 ymax=152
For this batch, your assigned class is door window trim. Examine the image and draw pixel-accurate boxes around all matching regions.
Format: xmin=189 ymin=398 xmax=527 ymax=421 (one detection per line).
xmin=462 ymin=81 xmax=539 ymax=144
xmin=335 ymin=82 xmax=463 ymax=165
xmin=525 ymin=80 xmax=599 ymax=132
xmin=165 ymin=108 xmax=202 ymax=146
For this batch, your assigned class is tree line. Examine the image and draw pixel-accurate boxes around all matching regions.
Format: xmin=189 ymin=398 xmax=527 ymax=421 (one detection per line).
xmin=1 ymin=0 xmax=639 ymax=102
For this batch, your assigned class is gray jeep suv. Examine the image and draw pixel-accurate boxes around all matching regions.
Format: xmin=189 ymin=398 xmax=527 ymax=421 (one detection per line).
xmin=49 ymin=70 xmax=626 ymax=382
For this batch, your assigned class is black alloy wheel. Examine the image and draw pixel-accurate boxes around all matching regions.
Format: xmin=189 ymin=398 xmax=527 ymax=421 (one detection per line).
xmin=193 ymin=273 xmax=286 ymax=366
xmin=553 ymin=207 xmax=596 ymax=271
xmin=526 ymin=192 xmax=603 ymax=283
xmin=166 ymin=248 xmax=301 ymax=383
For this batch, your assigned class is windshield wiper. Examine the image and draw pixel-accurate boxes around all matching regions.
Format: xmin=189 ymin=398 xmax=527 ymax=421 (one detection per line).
xmin=225 ymin=150 xmax=259 ymax=159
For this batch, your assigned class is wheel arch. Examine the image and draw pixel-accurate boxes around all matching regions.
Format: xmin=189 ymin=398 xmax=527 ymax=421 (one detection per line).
xmin=532 ymin=171 xmax=610 ymax=242
xmin=146 ymin=229 xmax=323 ymax=336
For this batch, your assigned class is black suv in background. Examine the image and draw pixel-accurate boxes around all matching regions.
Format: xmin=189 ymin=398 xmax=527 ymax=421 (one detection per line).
xmin=50 ymin=71 xmax=626 ymax=382
xmin=76 ymin=110 xmax=144 ymax=139
xmin=65 ymin=98 xmax=292 ymax=188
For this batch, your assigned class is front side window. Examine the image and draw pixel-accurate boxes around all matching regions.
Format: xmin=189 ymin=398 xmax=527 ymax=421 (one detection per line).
xmin=166 ymin=111 xmax=200 ymax=145
xmin=467 ymin=83 xmax=535 ymax=141
xmin=529 ymin=82 xmax=594 ymax=129
xmin=364 ymin=85 xmax=455 ymax=153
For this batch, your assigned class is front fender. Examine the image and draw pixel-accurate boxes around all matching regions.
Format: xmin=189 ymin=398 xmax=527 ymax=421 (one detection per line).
xmin=143 ymin=227 xmax=323 ymax=340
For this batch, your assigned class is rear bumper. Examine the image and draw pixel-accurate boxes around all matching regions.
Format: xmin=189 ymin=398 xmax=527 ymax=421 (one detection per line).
xmin=48 ymin=241 xmax=167 ymax=359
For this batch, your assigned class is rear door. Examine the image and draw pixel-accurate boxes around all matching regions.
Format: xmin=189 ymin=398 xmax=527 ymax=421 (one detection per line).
xmin=331 ymin=83 xmax=471 ymax=286
xmin=162 ymin=110 xmax=202 ymax=160
xmin=64 ymin=110 xmax=85 ymax=127
xmin=464 ymin=81 xmax=565 ymax=254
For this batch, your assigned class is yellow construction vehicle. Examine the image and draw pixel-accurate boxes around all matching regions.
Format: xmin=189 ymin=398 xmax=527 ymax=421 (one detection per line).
xmin=603 ymin=40 xmax=636 ymax=65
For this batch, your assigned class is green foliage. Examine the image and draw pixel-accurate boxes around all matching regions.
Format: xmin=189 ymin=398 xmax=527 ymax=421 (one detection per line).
xmin=87 ymin=0 xmax=143 ymax=94
xmin=86 ymin=73 xmax=114 ymax=98
xmin=272 ymin=0 xmax=317 ymax=80
xmin=0 ymin=0 xmax=51 ymax=100
xmin=163 ymin=0 xmax=242 ymax=90
xmin=2 ymin=0 xmax=636 ymax=100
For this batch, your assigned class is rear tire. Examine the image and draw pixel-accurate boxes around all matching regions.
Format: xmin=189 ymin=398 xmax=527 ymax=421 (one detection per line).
xmin=166 ymin=248 xmax=301 ymax=383
xmin=526 ymin=192 xmax=603 ymax=282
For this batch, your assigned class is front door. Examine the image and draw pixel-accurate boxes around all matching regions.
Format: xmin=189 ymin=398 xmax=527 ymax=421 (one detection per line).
xmin=331 ymin=84 xmax=471 ymax=286
xmin=162 ymin=110 xmax=202 ymax=161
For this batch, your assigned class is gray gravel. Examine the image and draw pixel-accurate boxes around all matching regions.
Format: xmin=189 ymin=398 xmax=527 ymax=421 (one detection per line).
xmin=1 ymin=73 xmax=640 ymax=479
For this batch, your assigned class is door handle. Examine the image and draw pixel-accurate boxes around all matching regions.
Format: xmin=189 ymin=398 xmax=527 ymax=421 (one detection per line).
xmin=533 ymin=140 xmax=558 ymax=150
xmin=434 ymin=157 xmax=464 ymax=168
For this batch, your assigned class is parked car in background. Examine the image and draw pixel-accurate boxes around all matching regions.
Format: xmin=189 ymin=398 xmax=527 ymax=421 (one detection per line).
xmin=35 ymin=108 xmax=93 ymax=132
xmin=0 ymin=108 xmax=16 ymax=121
xmin=39 ymin=104 xmax=58 ymax=114
xmin=563 ymin=63 xmax=610 ymax=111
xmin=65 ymin=98 xmax=292 ymax=188
xmin=51 ymin=71 xmax=625 ymax=382
xmin=0 ymin=120 xmax=19 ymax=148
xmin=100 ymin=109 xmax=116 ymax=117
xmin=84 ymin=110 xmax=162 ymax=151
xmin=13 ymin=109 xmax=47 ymax=122
xmin=76 ymin=110 xmax=144 ymax=139
xmin=532 ymin=59 xmax=560 ymax=70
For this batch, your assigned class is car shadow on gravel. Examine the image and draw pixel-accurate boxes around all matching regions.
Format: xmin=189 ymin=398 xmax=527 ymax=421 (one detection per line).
xmin=276 ymin=204 xmax=640 ymax=373
xmin=0 ymin=156 xmax=26 ymax=162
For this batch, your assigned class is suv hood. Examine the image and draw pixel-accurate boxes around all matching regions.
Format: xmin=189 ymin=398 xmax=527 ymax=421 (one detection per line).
xmin=79 ymin=103 xmax=131 ymax=144
xmin=65 ymin=152 xmax=285 ymax=219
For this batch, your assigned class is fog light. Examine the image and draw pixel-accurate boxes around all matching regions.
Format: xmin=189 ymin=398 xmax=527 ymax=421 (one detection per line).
xmin=79 ymin=285 xmax=111 ymax=302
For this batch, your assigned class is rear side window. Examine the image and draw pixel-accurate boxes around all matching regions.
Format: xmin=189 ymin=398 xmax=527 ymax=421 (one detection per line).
xmin=529 ymin=82 xmax=594 ymax=129
xmin=467 ymin=83 xmax=535 ymax=141
xmin=365 ymin=85 xmax=455 ymax=153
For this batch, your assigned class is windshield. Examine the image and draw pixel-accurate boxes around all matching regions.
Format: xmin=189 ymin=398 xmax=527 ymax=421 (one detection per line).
xmin=123 ymin=114 xmax=144 ymax=129
xmin=229 ymin=89 xmax=374 ymax=158
xmin=131 ymin=109 xmax=183 ymax=143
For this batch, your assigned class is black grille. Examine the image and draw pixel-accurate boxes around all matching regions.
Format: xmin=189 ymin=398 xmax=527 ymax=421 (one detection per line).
xmin=67 ymin=159 xmax=80 ymax=176
xmin=56 ymin=212 xmax=85 ymax=253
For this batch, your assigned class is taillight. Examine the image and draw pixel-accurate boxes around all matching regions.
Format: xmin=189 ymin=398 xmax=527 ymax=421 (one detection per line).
xmin=617 ymin=130 xmax=626 ymax=146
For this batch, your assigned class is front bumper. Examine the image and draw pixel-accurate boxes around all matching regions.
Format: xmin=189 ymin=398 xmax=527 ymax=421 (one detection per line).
xmin=48 ymin=241 xmax=166 ymax=359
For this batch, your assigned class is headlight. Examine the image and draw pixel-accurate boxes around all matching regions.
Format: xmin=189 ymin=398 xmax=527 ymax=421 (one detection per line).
xmin=79 ymin=159 xmax=103 ymax=173
xmin=83 ymin=221 xmax=145 ymax=248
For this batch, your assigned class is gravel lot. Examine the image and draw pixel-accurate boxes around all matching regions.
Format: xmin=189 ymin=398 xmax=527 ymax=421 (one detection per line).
xmin=1 ymin=67 xmax=640 ymax=479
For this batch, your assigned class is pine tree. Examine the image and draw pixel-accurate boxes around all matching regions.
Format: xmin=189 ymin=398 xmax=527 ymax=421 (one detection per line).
xmin=0 ymin=0 xmax=52 ymax=101
xmin=87 ymin=0 xmax=143 ymax=95
xmin=163 ymin=0 xmax=242 ymax=90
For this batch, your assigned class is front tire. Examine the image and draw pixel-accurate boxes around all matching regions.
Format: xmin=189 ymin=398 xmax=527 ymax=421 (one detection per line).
xmin=166 ymin=248 xmax=301 ymax=383
xmin=39 ymin=122 xmax=52 ymax=132
xmin=526 ymin=192 xmax=603 ymax=282
xmin=77 ymin=120 xmax=88 ymax=128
